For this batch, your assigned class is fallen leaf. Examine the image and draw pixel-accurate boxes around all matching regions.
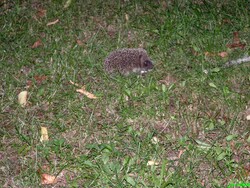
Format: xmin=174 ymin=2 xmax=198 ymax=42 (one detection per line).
xmin=205 ymin=51 xmax=213 ymax=57
xmin=41 ymin=173 xmax=57 ymax=185
xmin=76 ymin=88 xmax=97 ymax=99
xmin=233 ymin=31 xmax=240 ymax=44
xmin=151 ymin=137 xmax=159 ymax=144
xmin=178 ymin=150 xmax=185 ymax=158
xmin=246 ymin=107 xmax=250 ymax=120
xmin=76 ymin=39 xmax=84 ymax=46
xmin=47 ymin=19 xmax=59 ymax=26
xmin=125 ymin=13 xmax=129 ymax=22
xmin=226 ymin=31 xmax=246 ymax=49
xmin=69 ymin=80 xmax=81 ymax=87
xmin=31 ymin=39 xmax=42 ymax=48
xmin=217 ymin=52 xmax=228 ymax=58
xmin=18 ymin=91 xmax=28 ymax=107
xmin=37 ymin=8 xmax=47 ymax=18
xmin=147 ymin=160 xmax=159 ymax=166
xmin=34 ymin=75 xmax=47 ymax=85
xmin=226 ymin=43 xmax=246 ymax=49
xmin=159 ymin=75 xmax=177 ymax=86
xmin=70 ymin=80 xmax=97 ymax=99
xmin=40 ymin=126 xmax=49 ymax=142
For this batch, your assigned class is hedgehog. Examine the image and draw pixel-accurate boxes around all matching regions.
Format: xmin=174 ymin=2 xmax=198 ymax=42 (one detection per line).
xmin=104 ymin=48 xmax=154 ymax=76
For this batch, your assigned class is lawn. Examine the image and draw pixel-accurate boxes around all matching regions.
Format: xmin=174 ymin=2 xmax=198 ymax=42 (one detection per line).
xmin=0 ymin=0 xmax=250 ymax=187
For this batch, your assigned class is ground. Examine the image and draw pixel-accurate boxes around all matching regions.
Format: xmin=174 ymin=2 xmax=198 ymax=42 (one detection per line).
xmin=0 ymin=0 xmax=250 ymax=187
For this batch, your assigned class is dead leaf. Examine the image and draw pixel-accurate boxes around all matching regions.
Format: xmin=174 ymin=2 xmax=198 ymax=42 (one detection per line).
xmin=159 ymin=75 xmax=177 ymax=86
xmin=226 ymin=43 xmax=246 ymax=49
xmin=18 ymin=91 xmax=28 ymax=107
xmin=70 ymin=80 xmax=97 ymax=99
xmin=76 ymin=39 xmax=84 ymax=46
xmin=151 ymin=137 xmax=159 ymax=144
xmin=37 ymin=8 xmax=47 ymax=18
xmin=47 ymin=19 xmax=59 ymax=26
xmin=178 ymin=150 xmax=185 ymax=158
xmin=76 ymin=88 xmax=97 ymax=99
xmin=226 ymin=31 xmax=246 ymax=49
xmin=34 ymin=75 xmax=47 ymax=85
xmin=41 ymin=173 xmax=57 ymax=185
xmin=40 ymin=126 xmax=49 ymax=142
xmin=205 ymin=51 xmax=228 ymax=58
xmin=246 ymin=107 xmax=250 ymax=120
xmin=147 ymin=160 xmax=159 ymax=166
xmin=217 ymin=52 xmax=228 ymax=58
xmin=69 ymin=80 xmax=80 ymax=87
xmin=125 ymin=13 xmax=129 ymax=22
xmin=31 ymin=39 xmax=42 ymax=48
xmin=233 ymin=31 xmax=240 ymax=44
xmin=204 ymin=51 xmax=215 ymax=57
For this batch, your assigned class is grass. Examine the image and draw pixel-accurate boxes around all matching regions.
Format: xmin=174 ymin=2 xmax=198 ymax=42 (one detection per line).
xmin=0 ymin=0 xmax=250 ymax=187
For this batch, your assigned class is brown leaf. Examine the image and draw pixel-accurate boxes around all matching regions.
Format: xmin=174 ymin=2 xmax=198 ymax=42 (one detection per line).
xmin=69 ymin=80 xmax=81 ymax=87
xmin=226 ymin=43 xmax=246 ymax=49
xmin=204 ymin=51 xmax=215 ymax=57
xmin=47 ymin=19 xmax=59 ymax=26
xmin=76 ymin=39 xmax=84 ymax=46
xmin=226 ymin=31 xmax=246 ymax=49
xmin=76 ymin=88 xmax=97 ymax=99
xmin=31 ymin=39 xmax=42 ymax=49
xmin=69 ymin=80 xmax=97 ymax=99
xmin=159 ymin=75 xmax=177 ymax=86
xmin=34 ymin=75 xmax=47 ymax=85
xmin=233 ymin=31 xmax=240 ymax=44
xmin=37 ymin=8 xmax=47 ymax=18
xmin=41 ymin=173 xmax=57 ymax=185
xmin=178 ymin=150 xmax=185 ymax=158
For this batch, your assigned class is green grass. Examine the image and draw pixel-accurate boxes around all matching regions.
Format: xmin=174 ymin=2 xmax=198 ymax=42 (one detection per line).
xmin=1 ymin=0 xmax=250 ymax=187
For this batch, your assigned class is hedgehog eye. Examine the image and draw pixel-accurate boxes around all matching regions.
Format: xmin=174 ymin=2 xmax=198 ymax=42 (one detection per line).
xmin=144 ymin=60 xmax=150 ymax=67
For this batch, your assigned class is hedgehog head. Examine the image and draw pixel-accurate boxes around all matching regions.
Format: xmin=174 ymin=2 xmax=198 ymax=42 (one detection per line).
xmin=137 ymin=54 xmax=154 ymax=74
